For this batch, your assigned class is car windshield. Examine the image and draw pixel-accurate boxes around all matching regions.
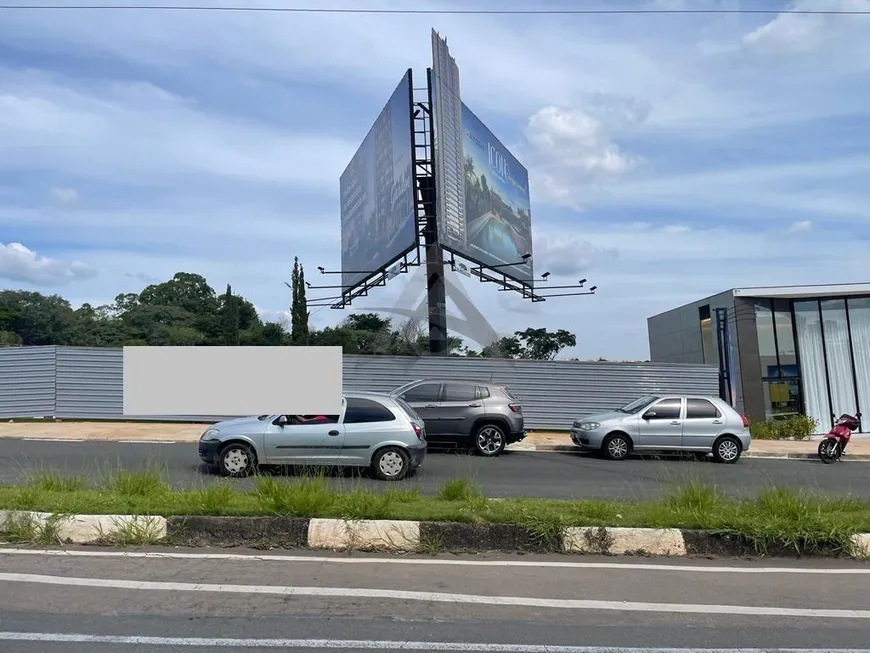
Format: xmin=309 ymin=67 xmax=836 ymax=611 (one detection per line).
xmin=617 ymin=395 xmax=660 ymax=414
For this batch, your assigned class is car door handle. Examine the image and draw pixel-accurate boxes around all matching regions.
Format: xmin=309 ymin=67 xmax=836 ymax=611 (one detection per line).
xmin=712 ymin=420 xmax=723 ymax=424
xmin=424 ymin=404 xmax=438 ymax=409
xmin=328 ymin=430 xmax=340 ymax=436
xmin=468 ymin=403 xmax=481 ymax=408
xmin=670 ymin=421 xmax=681 ymax=425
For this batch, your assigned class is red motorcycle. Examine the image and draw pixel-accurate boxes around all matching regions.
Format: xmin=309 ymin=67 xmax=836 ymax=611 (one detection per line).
xmin=817 ymin=413 xmax=860 ymax=464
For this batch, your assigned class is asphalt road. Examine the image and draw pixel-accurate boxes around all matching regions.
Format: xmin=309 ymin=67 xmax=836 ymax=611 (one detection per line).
xmin=0 ymin=547 xmax=869 ymax=651
xmin=1 ymin=439 xmax=867 ymax=499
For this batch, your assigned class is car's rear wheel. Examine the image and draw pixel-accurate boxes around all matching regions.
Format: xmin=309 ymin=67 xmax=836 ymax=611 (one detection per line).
xmin=218 ymin=442 xmax=257 ymax=478
xmin=713 ymin=435 xmax=742 ymax=464
xmin=372 ymin=446 xmax=411 ymax=481
xmin=473 ymin=423 xmax=507 ymax=457
xmin=602 ymin=433 xmax=631 ymax=461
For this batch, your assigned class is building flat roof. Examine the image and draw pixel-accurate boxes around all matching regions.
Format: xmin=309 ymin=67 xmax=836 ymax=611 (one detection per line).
xmin=733 ymin=282 xmax=870 ymax=299
xmin=648 ymin=282 xmax=870 ymax=320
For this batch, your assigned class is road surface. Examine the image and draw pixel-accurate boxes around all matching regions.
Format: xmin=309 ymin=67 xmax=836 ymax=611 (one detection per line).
xmin=0 ymin=546 xmax=868 ymax=651
xmin=1 ymin=440 xmax=867 ymax=499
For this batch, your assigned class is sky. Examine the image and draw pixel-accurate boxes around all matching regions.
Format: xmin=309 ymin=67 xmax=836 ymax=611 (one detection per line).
xmin=1 ymin=0 xmax=869 ymax=360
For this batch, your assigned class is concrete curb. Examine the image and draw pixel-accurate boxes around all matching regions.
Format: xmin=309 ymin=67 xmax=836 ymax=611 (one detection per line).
xmin=3 ymin=511 xmax=869 ymax=559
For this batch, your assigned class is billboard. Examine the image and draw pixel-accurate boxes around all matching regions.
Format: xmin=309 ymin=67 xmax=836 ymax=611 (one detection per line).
xmin=430 ymin=30 xmax=534 ymax=286
xmin=339 ymin=69 xmax=416 ymax=291
xmin=454 ymin=103 xmax=533 ymax=284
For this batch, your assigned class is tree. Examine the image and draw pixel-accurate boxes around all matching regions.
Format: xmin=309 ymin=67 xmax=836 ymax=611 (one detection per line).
xmin=290 ymin=257 xmax=310 ymax=345
xmin=0 ymin=330 xmax=22 ymax=345
xmin=481 ymin=335 xmax=525 ymax=359
xmin=0 ymin=290 xmax=78 ymax=345
xmin=220 ymin=284 xmax=240 ymax=346
xmin=514 ymin=327 xmax=577 ymax=360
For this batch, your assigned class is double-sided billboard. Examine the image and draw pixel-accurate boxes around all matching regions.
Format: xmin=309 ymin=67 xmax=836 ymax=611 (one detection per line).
xmin=430 ymin=30 xmax=534 ymax=286
xmin=339 ymin=69 xmax=416 ymax=291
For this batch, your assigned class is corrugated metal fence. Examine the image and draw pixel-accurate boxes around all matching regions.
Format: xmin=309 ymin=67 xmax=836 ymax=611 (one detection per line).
xmin=0 ymin=346 xmax=720 ymax=430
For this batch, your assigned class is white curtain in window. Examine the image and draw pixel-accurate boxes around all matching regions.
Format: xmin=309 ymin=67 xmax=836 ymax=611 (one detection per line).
xmin=821 ymin=299 xmax=857 ymax=422
xmin=848 ymin=298 xmax=870 ymax=433
xmin=794 ymin=300 xmax=830 ymax=432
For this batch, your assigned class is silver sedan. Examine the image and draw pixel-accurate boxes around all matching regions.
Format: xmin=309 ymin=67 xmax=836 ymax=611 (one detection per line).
xmin=198 ymin=392 xmax=427 ymax=480
xmin=569 ymin=394 xmax=752 ymax=463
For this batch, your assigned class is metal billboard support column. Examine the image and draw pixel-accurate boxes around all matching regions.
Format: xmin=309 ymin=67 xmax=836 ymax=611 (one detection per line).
xmin=715 ymin=307 xmax=733 ymax=405
xmin=418 ymin=173 xmax=448 ymax=356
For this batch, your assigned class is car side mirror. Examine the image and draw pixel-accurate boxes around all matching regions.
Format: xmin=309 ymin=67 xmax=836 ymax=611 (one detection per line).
xmin=642 ymin=411 xmax=656 ymax=420
xmin=276 ymin=415 xmax=289 ymax=427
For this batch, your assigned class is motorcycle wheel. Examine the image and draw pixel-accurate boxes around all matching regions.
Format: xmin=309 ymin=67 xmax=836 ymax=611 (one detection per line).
xmin=818 ymin=440 xmax=839 ymax=464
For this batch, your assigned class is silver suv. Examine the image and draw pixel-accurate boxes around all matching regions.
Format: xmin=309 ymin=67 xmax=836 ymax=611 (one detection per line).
xmin=390 ymin=379 xmax=525 ymax=456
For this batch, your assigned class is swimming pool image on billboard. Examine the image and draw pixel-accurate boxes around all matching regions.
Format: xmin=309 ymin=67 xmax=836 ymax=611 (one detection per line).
xmin=459 ymin=103 xmax=533 ymax=284
xmin=339 ymin=70 xmax=416 ymax=290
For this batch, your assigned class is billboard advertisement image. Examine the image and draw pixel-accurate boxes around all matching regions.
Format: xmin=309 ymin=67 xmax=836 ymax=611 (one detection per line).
xmin=450 ymin=103 xmax=533 ymax=285
xmin=430 ymin=29 xmax=534 ymax=287
xmin=339 ymin=69 xmax=416 ymax=291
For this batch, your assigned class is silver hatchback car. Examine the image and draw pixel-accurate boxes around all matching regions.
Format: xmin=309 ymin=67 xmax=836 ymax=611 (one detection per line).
xmin=570 ymin=394 xmax=751 ymax=463
xmin=198 ymin=392 xmax=427 ymax=480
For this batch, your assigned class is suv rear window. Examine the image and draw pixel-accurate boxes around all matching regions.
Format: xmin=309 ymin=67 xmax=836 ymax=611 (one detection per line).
xmin=499 ymin=386 xmax=519 ymax=401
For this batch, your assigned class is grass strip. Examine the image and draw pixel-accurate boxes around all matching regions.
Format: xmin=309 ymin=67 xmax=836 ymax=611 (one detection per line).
xmin=2 ymin=471 xmax=869 ymax=555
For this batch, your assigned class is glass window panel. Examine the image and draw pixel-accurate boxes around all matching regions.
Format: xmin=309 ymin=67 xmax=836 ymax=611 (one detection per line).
xmin=821 ymin=299 xmax=857 ymax=422
xmin=762 ymin=379 xmax=802 ymax=420
xmin=847 ymin=297 xmax=870 ymax=432
xmin=772 ymin=299 xmax=798 ymax=375
xmin=754 ymin=299 xmax=779 ymax=377
xmin=794 ymin=300 xmax=831 ymax=431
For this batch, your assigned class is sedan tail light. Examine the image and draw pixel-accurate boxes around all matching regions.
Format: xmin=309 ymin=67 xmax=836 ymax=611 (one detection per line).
xmin=412 ymin=423 xmax=424 ymax=441
xmin=741 ymin=414 xmax=750 ymax=428
xmin=508 ymin=403 xmax=522 ymax=413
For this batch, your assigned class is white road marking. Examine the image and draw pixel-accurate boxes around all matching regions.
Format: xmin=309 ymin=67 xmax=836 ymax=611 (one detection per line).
xmin=116 ymin=440 xmax=177 ymax=444
xmin=22 ymin=438 xmax=85 ymax=443
xmin=1 ymin=548 xmax=868 ymax=575
xmin=0 ymin=634 xmax=867 ymax=652
xmin=1 ymin=572 xmax=869 ymax=618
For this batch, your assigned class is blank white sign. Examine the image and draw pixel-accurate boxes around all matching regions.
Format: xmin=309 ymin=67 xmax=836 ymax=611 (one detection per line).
xmin=123 ymin=346 xmax=343 ymax=416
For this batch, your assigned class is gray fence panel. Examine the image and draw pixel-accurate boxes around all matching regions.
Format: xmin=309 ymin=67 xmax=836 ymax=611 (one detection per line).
xmin=1 ymin=346 xmax=720 ymax=429
xmin=0 ymin=346 xmax=57 ymax=417
xmin=342 ymin=355 xmax=720 ymax=430
xmin=56 ymin=346 xmax=124 ymax=419
xmin=54 ymin=346 xmax=234 ymax=422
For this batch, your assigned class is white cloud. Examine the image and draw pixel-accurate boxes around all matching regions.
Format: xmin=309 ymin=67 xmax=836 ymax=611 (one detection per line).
xmin=534 ymin=233 xmax=617 ymax=278
xmin=524 ymin=102 xmax=645 ymax=208
xmin=788 ymin=219 xmax=813 ymax=233
xmin=0 ymin=242 xmax=97 ymax=286
xmin=48 ymin=187 xmax=78 ymax=205
xmin=744 ymin=0 xmax=870 ymax=54
xmin=0 ymin=71 xmax=356 ymax=191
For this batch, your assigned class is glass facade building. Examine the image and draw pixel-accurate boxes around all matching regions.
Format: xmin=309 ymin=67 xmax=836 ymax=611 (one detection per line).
xmin=648 ymin=284 xmax=870 ymax=433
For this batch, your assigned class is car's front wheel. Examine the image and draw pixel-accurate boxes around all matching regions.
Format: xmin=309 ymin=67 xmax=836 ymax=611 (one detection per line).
xmin=372 ymin=446 xmax=411 ymax=481
xmin=601 ymin=433 xmax=632 ymax=461
xmin=218 ymin=442 xmax=258 ymax=478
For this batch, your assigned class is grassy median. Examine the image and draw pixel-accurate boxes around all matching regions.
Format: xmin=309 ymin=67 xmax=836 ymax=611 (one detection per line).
xmin=1 ymin=469 xmax=869 ymax=554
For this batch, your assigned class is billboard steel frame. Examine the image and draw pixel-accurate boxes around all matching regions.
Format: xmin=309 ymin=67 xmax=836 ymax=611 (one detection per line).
xmin=316 ymin=32 xmax=596 ymax=354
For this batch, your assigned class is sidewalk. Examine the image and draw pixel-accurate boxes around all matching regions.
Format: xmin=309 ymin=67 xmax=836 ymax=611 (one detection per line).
xmin=1 ymin=421 xmax=868 ymax=461
xmin=522 ymin=431 xmax=870 ymax=460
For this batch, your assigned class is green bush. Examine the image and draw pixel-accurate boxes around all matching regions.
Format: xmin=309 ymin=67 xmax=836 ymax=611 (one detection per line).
xmin=750 ymin=414 xmax=818 ymax=440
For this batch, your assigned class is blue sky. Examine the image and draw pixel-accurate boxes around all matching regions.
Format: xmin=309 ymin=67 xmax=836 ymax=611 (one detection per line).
xmin=1 ymin=0 xmax=870 ymax=360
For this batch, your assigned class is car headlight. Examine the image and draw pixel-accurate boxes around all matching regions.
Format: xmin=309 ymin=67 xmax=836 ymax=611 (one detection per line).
xmin=200 ymin=428 xmax=220 ymax=441
xmin=579 ymin=422 xmax=600 ymax=431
